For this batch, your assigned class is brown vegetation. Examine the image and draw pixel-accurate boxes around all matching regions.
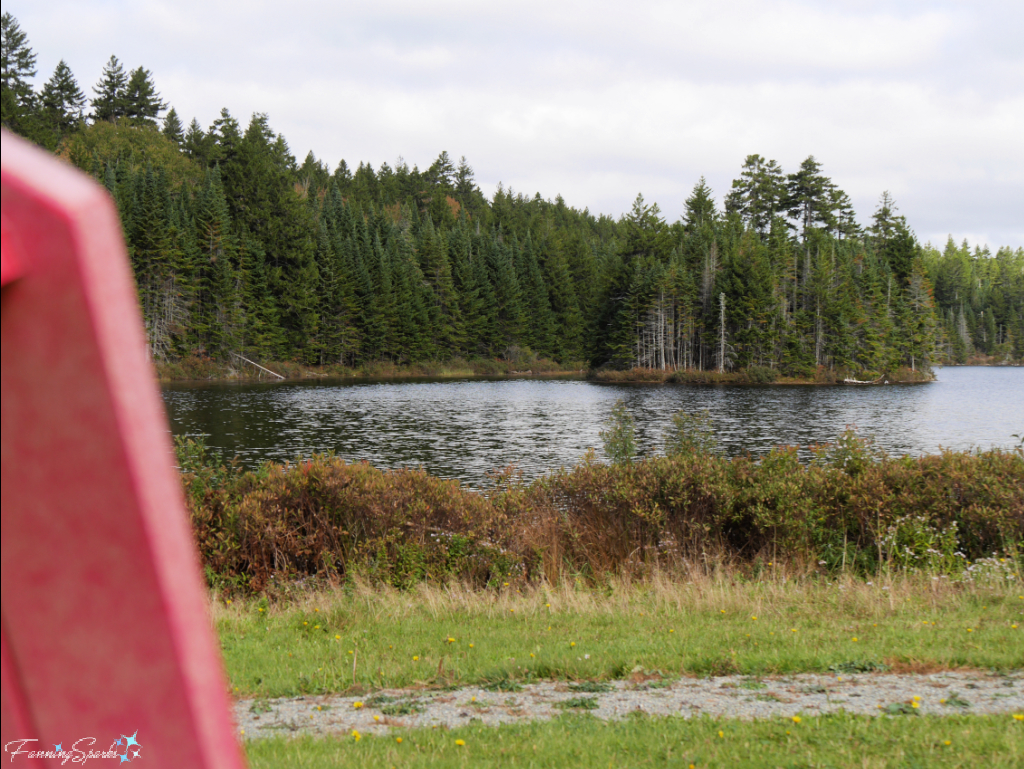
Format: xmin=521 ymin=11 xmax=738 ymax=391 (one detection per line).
xmin=178 ymin=436 xmax=1023 ymax=594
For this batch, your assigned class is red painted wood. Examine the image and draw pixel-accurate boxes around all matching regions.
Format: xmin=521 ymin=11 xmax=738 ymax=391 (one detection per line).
xmin=1 ymin=129 xmax=246 ymax=768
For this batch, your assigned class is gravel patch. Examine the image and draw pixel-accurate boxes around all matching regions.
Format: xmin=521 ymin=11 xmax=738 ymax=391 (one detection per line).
xmin=235 ymin=671 xmax=1023 ymax=739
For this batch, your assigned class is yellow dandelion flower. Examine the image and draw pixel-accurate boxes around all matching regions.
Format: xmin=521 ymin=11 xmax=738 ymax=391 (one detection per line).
xmin=374 ymin=715 xmax=380 ymax=722
xmin=1012 ymin=625 xmax=1018 ymax=629
xmin=718 ymin=730 xmax=724 ymax=738
xmin=546 ymin=603 xmax=551 ymax=608
xmin=851 ymin=637 xmax=858 ymax=642
xmin=792 ymin=716 xmax=801 ymax=724
xmin=791 ymin=628 xmax=797 ymax=633
xmin=396 ymin=737 xmax=403 ymax=743
xmin=469 ymin=643 xmax=475 ymax=648
xmin=455 ymin=739 xmax=466 ymax=747
xmin=413 ymin=655 xmax=419 ymax=661
xmin=913 ymin=696 xmax=921 ymax=701
xmin=751 ymin=616 xmax=757 ymax=621
xmin=226 ymin=600 xmax=232 ymax=605
xmin=351 ymin=730 xmax=361 ymax=741
xmin=448 ymin=637 xmax=456 ymax=643
xmin=720 ymin=609 xmax=726 ymax=614
xmin=353 ymin=702 xmax=363 ymax=709
xmin=1013 ymin=714 xmax=1024 ymax=721
xmin=912 ymin=701 xmax=920 ymax=709
xmin=530 ymin=653 xmax=535 ymax=658
xmin=314 ymin=625 xmax=320 ymax=629
xmin=669 ymin=629 xmax=674 ymax=633
xmin=335 ymin=634 xmax=341 ymax=640
xmin=967 ymin=628 xmax=973 ymax=633
xmin=471 ymin=696 xmax=476 ymax=702
xmin=944 ymin=740 xmax=951 ymax=746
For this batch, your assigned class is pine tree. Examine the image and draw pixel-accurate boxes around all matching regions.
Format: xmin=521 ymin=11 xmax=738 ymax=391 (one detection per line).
xmin=683 ymin=177 xmax=717 ymax=231
xmin=1 ymin=12 xmax=37 ymax=134
xmin=518 ymin=232 xmax=556 ymax=357
xmin=724 ymin=155 xmax=786 ymax=236
xmin=182 ymin=118 xmax=209 ymax=163
xmin=38 ymin=59 xmax=85 ymax=143
xmin=869 ymin=192 xmax=917 ymax=282
xmin=162 ymin=107 xmax=184 ymax=144
xmin=123 ymin=66 xmax=166 ymax=125
xmin=92 ymin=55 xmax=128 ymax=122
xmin=784 ymin=156 xmax=832 ymax=241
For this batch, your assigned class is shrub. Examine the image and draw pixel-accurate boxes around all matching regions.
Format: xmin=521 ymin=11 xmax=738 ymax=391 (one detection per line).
xmin=743 ymin=366 xmax=778 ymax=384
xmin=664 ymin=410 xmax=719 ymax=457
xmin=182 ymin=433 xmax=1024 ymax=593
xmin=600 ymin=400 xmax=637 ymax=464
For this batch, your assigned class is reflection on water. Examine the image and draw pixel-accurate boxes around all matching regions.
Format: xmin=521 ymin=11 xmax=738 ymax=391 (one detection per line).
xmin=162 ymin=367 xmax=1023 ymax=487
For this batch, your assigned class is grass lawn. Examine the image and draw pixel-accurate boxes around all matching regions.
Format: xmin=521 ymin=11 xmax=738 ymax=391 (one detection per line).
xmin=216 ymin=572 xmax=1023 ymax=698
xmin=243 ymin=712 xmax=1024 ymax=768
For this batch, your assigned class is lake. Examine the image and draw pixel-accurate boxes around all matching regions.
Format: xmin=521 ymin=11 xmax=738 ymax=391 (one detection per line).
xmin=162 ymin=366 xmax=1023 ymax=487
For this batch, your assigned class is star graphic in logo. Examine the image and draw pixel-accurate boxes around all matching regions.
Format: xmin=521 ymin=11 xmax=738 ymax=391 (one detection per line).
xmin=124 ymin=731 xmax=140 ymax=749
xmin=119 ymin=755 xmax=130 ymax=764
xmin=54 ymin=744 xmax=62 ymax=753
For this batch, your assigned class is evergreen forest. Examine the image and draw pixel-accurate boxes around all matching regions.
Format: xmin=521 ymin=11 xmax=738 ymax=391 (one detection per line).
xmin=4 ymin=13 xmax=1022 ymax=377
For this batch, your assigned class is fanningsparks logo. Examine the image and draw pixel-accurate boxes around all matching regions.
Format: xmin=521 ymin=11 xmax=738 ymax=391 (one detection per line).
xmin=4 ymin=731 xmax=142 ymax=764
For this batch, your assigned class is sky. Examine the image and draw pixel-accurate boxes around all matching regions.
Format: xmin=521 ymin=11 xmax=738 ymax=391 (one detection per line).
xmin=9 ymin=0 xmax=1024 ymax=249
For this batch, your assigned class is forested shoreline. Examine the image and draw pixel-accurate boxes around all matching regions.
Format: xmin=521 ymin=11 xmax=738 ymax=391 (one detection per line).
xmin=4 ymin=13 xmax=1023 ymax=381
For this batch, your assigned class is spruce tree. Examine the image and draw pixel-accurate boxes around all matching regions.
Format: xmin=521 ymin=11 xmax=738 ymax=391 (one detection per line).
xmin=162 ymin=107 xmax=184 ymax=144
xmin=92 ymin=55 xmax=128 ymax=122
xmin=38 ymin=59 xmax=85 ymax=143
xmin=724 ymin=155 xmax=786 ymax=237
xmin=123 ymin=66 xmax=166 ymax=125
xmin=1 ymin=12 xmax=37 ymax=133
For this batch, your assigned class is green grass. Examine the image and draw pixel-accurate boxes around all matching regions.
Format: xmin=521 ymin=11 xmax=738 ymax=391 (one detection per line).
xmin=217 ymin=575 xmax=1024 ymax=698
xmin=244 ymin=713 xmax=1024 ymax=768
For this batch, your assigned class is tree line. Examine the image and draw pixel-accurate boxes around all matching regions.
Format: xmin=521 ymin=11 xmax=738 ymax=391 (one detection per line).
xmin=4 ymin=13 xmax=1022 ymax=373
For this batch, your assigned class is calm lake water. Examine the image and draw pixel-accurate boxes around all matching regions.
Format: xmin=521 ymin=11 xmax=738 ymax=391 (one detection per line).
xmin=162 ymin=367 xmax=1023 ymax=486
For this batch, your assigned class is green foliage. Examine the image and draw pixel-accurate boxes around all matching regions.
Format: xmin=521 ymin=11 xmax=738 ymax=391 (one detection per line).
xmin=246 ymin=714 xmax=1024 ymax=769
xmin=4 ymin=12 xmax=1021 ymax=372
xmin=555 ymin=696 xmax=599 ymax=710
xmin=599 ymin=400 xmax=636 ymax=465
xmin=663 ymin=409 xmax=719 ymax=457
xmin=1 ymin=11 xmax=37 ymax=133
xmin=90 ymin=55 xmax=128 ymax=122
xmin=743 ymin=365 xmax=778 ymax=384
xmin=186 ymin=432 xmax=1023 ymax=593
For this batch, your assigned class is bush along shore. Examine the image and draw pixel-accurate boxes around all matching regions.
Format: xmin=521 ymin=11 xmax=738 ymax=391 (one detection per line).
xmin=179 ymin=427 xmax=1023 ymax=595
xmin=589 ymin=365 xmax=935 ymax=385
xmin=156 ymin=352 xmax=586 ymax=382
xmin=156 ymin=356 xmax=933 ymax=385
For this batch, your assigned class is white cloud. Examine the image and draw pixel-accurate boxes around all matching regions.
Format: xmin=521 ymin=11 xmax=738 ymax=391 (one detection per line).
xmin=9 ymin=0 xmax=1023 ymax=248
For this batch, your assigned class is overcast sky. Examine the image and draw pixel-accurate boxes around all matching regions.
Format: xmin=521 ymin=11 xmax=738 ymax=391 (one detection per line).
xmin=10 ymin=0 xmax=1023 ymax=249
